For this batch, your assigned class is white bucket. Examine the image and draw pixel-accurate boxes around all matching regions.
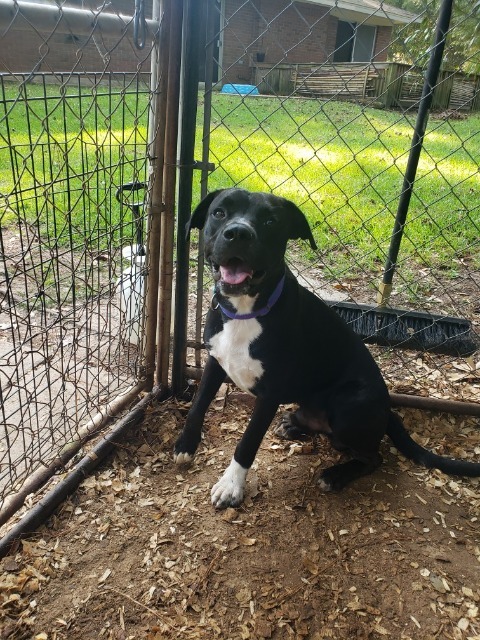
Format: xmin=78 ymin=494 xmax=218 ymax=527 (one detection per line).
xmin=117 ymin=246 xmax=145 ymax=346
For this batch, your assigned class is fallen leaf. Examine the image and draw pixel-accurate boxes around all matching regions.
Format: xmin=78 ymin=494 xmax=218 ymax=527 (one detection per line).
xmin=429 ymin=574 xmax=450 ymax=593
xmin=302 ymin=556 xmax=319 ymax=576
xmin=254 ymin=619 xmax=273 ymax=638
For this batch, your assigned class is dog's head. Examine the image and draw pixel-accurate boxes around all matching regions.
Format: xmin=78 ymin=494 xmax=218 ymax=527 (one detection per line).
xmin=187 ymin=188 xmax=317 ymax=296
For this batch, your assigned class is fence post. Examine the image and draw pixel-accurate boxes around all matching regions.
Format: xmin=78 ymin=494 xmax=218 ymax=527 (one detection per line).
xmin=143 ymin=0 xmax=171 ymax=390
xmin=194 ymin=0 xmax=217 ymax=368
xmin=171 ymin=0 xmax=206 ymax=396
xmin=155 ymin=0 xmax=184 ymax=388
xmin=473 ymin=74 xmax=480 ymax=111
xmin=378 ymin=0 xmax=454 ymax=306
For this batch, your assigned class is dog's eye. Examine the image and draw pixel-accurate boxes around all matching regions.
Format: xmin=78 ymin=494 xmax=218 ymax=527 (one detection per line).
xmin=212 ymin=209 xmax=226 ymax=220
xmin=264 ymin=217 xmax=276 ymax=226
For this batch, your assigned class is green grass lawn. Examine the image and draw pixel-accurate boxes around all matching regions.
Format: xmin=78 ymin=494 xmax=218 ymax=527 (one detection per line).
xmin=202 ymin=95 xmax=480 ymax=276
xmin=0 ymin=81 xmax=151 ymax=252
xmin=1 ymin=82 xmax=479 ymax=276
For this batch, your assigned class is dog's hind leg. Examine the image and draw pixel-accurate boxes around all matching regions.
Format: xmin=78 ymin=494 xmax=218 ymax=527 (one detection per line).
xmin=317 ymin=454 xmax=383 ymax=491
xmin=273 ymin=405 xmax=330 ymax=441
xmin=316 ymin=394 xmax=387 ymax=491
xmin=273 ymin=411 xmax=312 ymax=441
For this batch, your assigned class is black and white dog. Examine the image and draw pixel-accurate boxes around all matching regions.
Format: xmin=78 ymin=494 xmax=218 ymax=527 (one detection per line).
xmin=174 ymin=188 xmax=480 ymax=509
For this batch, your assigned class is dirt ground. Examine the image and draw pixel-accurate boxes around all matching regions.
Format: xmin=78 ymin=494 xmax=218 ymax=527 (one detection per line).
xmin=1 ymin=391 xmax=479 ymax=640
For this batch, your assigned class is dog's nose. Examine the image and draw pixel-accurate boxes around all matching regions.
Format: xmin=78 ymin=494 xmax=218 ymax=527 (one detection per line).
xmin=223 ymin=223 xmax=254 ymax=243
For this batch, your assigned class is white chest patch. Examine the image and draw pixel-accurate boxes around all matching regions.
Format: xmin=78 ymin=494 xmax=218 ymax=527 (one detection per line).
xmin=209 ymin=317 xmax=264 ymax=393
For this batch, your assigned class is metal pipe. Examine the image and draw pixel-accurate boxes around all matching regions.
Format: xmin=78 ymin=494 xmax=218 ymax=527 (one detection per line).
xmin=184 ymin=366 xmax=480 ymax=418
xmin=390 ymin=392 xmax=480 ymax=417
xmin=171 ymin=0 xmax=205 ymax=395
xmin=378 ymin=0 xmax=454 ymax=306
xmin=0 ymin=381 xmax=147 ymax=527
xmin=155 ymin=0 xmax=184 ymax=388
xmin=194 ymin=0 xmax=217 ymax=368
xmin=143 ymin=0 xmax=170 ymax=389
xmin=0 ymin=386 xmax=167 ymax=559
xmin=0 ymin=0 xmax=158 ymax=37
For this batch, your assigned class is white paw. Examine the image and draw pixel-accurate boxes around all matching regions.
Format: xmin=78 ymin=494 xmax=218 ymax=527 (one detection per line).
xmin=211 ymin=459 xmax=248 ymax=509
xmin=174 ymin=451 xmax=194 ymax=465
xmin=316 ymin=476 xmax=333 ymax=492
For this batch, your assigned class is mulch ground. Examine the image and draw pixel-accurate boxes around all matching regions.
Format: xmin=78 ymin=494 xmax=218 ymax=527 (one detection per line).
xmin=1 ymin=391 xmax=479 ymax=640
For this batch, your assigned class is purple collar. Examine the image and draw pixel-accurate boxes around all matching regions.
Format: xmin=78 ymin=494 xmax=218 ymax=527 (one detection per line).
xmin=214 ymin=274 xmax=286 ymax=320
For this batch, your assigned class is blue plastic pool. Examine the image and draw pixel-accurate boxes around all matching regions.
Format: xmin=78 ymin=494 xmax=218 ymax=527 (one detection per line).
xmin=221 ymin=84 xmax=260 ymax=96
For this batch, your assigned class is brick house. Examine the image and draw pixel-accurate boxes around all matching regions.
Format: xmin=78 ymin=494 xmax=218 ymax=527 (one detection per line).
xmin=219 ymin=0 xmax=417 ymax=86
xmin=0 ymin=0 xmax=153 ymax=75
xmin=0 ymin=0 xmax=416 ymax=81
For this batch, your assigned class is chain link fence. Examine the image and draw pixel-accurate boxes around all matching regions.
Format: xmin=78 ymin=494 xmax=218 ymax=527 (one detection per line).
xmin=0 ymin=0 xmax=479 ymax=542
xmin=180 ymin=0 xmax=480 ymax=410
xmin=0 ymin=0 xmax=169 ymax=532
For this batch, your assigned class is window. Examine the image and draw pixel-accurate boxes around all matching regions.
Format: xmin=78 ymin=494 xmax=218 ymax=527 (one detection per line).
xmin=333 ymin=21 xmax=377 ymax=63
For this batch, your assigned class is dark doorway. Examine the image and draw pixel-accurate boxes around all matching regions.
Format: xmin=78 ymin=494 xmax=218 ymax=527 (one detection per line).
xmin=334 ymin=21 xmax=377 ymax=62
xmin=334 ymin=20 xmax=354 ymax=62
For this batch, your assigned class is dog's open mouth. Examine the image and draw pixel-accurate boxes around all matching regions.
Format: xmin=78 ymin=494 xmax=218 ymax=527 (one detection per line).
xmin=212 ymin=258 xmax=265 ymax=289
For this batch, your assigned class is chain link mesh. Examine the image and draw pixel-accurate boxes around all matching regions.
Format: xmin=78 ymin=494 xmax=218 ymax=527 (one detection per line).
xmin=187 ymin=0 xmax=479 ymax=405
xmin=0 ymin=0 xmax=479 ymax=530
xmin=0 ymin=0 xmax=158 ymax=519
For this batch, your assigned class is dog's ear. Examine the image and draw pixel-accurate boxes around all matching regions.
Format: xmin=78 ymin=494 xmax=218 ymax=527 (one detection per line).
xmin=186 ymin=189 xmax=225 ymax=239
xmin=284 ymin=200 xmax=317 ymax=250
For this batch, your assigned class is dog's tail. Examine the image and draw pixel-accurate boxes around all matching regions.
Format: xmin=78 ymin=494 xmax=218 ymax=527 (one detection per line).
xmin=386 ymin=411 xmax=480 ymax=477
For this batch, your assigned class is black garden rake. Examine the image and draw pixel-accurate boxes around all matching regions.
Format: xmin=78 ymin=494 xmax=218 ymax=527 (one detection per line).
xmin=328 ymin=0 xmax=478 ymax=357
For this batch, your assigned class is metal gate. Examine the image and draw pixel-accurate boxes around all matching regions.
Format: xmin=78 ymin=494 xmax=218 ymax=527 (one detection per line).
xmin=0 ymin=0 xmax=479 ymax=549
xmin=0 ymin=0 xmax=181 ymax=536
xmin=173 ymin=0 xmax=480 ymax=412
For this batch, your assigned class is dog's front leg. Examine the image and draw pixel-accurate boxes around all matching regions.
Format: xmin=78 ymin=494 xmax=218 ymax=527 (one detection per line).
xmin=174 ymin=355 xmax=226 ymax=464
xmin=211 ymin=396 xmax=279 ymax=509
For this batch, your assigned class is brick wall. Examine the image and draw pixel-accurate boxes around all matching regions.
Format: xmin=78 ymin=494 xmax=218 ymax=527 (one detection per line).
xmin=221 ymin=0 xmax=393 ymax=85
xmin=221 ymin=0 xmax=258 ymax=84
xmin=257 ymin=0 xmax=332 ymax=64
xmin=0 ymin=31 xmax=152 ymax=74
xmin=0 ymin=0 xmax=392 ymax=79
xmin=0 ymin=0 xmax=152 ymax=74
xmin=222 ymin=0 xmax=334 ymax=85
xmin=326 ymin=16 xmax=339 ymax=62
xmin=373 ymin=26 xmax=392 ymax=63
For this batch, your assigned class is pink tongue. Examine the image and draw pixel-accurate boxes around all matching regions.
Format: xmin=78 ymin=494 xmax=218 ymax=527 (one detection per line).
xmin=220 ymin=264 xmax=253 ymax=285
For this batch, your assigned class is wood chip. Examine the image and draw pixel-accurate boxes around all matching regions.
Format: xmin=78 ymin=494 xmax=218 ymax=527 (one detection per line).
xmin=98 ymin=569 xmax=112 ymax=584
